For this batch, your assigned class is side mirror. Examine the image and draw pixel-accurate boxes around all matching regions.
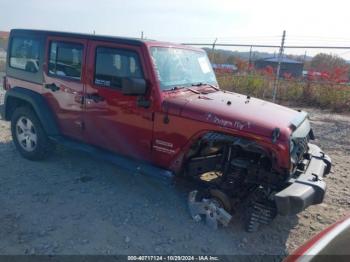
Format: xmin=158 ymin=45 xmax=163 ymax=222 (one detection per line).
xmin=121 ymin=78 xmax=147 ymax=95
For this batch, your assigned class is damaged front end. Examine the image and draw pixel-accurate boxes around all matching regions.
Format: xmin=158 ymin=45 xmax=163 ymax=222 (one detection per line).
xmin=185 ymin=132 xmax=283 ymax=232
xmin=185 ymin=112 xmax=331 ymax=232
xmin=275 ymin=113 xmax=331 ymax=216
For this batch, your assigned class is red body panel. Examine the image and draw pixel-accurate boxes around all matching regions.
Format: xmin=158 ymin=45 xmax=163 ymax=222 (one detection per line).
xmin=151 ymin=100 xmax=291 ymax=171
xmin=83 ymin=40 xmax=156 ymax=160
xmin=5 ymin=31 xmax=299 ymax=173
xmin=6 ymin=78 xmax=41 ymax=94
xmin=43 ymin=36 xmax=88 ymax=141
xmin=285 ymin=215 xmax=350 ymax=261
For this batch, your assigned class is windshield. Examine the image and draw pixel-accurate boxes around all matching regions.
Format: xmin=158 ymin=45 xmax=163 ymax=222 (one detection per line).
xmin=150 ymin=47 xmax=218 ymax=90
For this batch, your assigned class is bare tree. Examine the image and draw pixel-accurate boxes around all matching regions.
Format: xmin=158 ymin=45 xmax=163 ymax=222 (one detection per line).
xmin=310 ymin=53 xmax=346 ymax=72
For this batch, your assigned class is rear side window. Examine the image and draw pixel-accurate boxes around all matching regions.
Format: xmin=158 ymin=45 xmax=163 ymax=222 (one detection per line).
xmin=94 ymin=47 xmax=143 ymax=88
xmin=49 ymin=41 xmax=83 ymax=80
xmin=9 ymin=37 xmax=40 ymax=73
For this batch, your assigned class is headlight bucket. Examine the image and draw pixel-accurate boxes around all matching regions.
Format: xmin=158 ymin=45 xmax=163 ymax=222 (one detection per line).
xmin=290 ymin=139 xmax=295 ymax=153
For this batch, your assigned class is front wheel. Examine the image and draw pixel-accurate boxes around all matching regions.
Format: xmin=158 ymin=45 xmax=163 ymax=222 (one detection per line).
xmin=11 ymin=107 xmax=54 ymax=160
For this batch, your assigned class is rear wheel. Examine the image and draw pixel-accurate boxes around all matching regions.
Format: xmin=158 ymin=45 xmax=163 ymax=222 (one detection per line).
xmin=11 ymin=107 xmax=54 ymax=160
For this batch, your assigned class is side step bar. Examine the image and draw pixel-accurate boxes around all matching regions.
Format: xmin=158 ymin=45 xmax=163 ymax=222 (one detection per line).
xmin=51 ymin=136 xmax=174 ymax=182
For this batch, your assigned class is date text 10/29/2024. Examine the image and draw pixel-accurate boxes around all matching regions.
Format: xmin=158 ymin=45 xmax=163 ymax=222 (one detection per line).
xmin=127 ymin=256 xmax=220 ymax=261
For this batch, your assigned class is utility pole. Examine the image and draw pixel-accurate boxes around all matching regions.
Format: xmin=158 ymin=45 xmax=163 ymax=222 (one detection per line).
xmin=272 ymin=30 xmax=286 ymax=103
xmin=141 ymin=31 xmax=144 ymax=39
xmin=211 ymin=38 xmax=218 ymax=63
xmin=248 ymin=45 xmax=253 ymax=72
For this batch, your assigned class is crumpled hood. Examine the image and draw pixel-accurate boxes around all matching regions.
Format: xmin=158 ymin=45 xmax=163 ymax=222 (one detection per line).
xmin=164 ymin=90 xmax=304 ymax=140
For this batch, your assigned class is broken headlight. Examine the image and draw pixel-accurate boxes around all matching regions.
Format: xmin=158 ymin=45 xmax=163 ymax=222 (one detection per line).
xmin=290 ymin=139 xmax=297 ymax=170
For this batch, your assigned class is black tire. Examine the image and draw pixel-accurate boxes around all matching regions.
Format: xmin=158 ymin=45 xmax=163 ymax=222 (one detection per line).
xmin=11 ymin=106 xmax=54 ymax=160
xmin=195 ymin=189 xmax=232 ymax=213
xmin=209 ymin=189 xmax=233 ymax=213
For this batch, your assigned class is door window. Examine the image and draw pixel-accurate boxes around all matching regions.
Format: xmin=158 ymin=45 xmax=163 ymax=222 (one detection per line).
xmin=94 ymin=47 xmax=143 ymax=89
xmin=48 ymin=41 xmax=83 ymax=80
xmin=9 ymin=37 xmax=40 ymax=73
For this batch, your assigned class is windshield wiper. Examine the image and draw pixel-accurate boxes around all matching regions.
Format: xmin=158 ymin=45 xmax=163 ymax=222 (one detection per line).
xmin=163 ymin=85 xmax=200 ymax=94
xmin=191 ymin=82 xmax=219 ymax=90
xmin=163 ymin=86 xmax=186 ymax=91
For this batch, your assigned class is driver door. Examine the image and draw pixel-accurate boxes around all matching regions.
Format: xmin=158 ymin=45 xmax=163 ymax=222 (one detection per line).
xmin=83 ymin=40 xmax=154 ymax=161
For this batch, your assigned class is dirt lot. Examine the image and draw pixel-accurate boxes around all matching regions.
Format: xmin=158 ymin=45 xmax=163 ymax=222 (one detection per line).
xmin=0 ymin=87 xmax=349 ymax=256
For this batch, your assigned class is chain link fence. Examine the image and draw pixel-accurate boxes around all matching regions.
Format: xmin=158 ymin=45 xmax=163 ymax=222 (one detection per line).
xmin=0 ymin=50 xmax=6 ymax=106
xmin=0 ymin=72 xmax=5 ymax=106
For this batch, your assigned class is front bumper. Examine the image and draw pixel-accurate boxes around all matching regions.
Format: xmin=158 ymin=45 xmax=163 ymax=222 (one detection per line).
xmin=275 ymin=144 xmax=331 ymax=216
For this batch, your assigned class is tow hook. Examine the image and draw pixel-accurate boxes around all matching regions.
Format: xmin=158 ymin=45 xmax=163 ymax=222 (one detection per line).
xmin=188 ymin=190 xmax=232 ymax=229
xmin=311 ymin=173 xmax=321 ymax=182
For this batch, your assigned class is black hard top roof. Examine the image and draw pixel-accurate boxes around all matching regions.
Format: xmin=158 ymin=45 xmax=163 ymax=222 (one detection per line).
xmin=10 ymin=29 xmax=147 ymax=46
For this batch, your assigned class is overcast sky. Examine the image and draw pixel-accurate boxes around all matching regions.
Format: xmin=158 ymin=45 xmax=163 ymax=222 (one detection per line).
xmin=1 ymin=0 xmax=350 ymax=58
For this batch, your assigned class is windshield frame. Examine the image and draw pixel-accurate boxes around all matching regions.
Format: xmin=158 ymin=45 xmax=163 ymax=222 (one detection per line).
xmin=148 ymin=45 xmax=218 ymax=91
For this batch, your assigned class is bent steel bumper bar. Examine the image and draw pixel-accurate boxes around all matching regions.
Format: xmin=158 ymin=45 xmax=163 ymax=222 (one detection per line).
xmin=275 ymin=144 xmax=331 ymax=216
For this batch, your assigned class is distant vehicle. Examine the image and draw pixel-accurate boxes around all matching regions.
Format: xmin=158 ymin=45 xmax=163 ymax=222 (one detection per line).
xmin=212 ymin=63 xmax=237 ymax=74
xmin=1 ymin=29 xmax=331 ymax=231
xmin=303 ymin=70 xmax=349 ymax=83
xmin=285 ymin=215 xmax=350 ymax=261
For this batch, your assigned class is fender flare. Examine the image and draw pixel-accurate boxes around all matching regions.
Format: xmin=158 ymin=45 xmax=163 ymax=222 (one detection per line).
xmin=4 ymin=87 xmax=60 ymax=136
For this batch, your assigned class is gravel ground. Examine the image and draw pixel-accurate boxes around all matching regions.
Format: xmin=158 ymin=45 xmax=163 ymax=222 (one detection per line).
xmin=0 ymin=87 xmax=349 ymax=256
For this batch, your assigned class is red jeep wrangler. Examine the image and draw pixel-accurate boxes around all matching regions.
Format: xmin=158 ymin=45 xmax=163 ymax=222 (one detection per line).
xmin=2 ymin=29 xmax=331 ymax=231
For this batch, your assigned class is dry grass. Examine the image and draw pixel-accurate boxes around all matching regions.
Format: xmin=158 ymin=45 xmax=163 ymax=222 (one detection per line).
xmin=218 ymin=73 xmax=350 ymax=112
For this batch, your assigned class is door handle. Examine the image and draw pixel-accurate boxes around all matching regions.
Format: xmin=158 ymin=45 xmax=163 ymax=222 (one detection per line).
xmin=86 ymin=93 xmax=105 ymax=103
xmin=45 ymin=83 xmax=60 ymax=92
